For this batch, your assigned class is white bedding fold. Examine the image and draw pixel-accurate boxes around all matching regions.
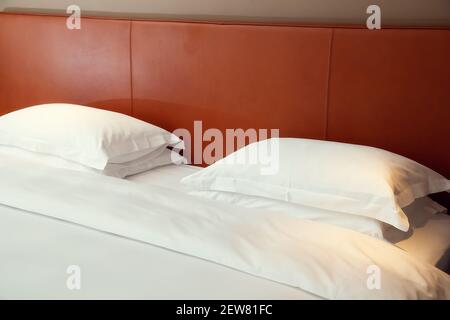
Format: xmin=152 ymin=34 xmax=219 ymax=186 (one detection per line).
xmin=0 ymin=159 xmax=449 ymax=299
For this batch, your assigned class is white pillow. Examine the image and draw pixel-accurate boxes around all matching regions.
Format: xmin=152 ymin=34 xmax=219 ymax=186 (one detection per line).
xmin=181 ymin=138 xmax=449 ymax=231
xmin=0 ymin=104 xmax=183 ymax=170
xmin=0 ymin=145 xmax=186 ymax=178
xmin=189 ymin=189 xmax=446 ymax=240
xmin=190 ymin=190 xmax=386 ymax=239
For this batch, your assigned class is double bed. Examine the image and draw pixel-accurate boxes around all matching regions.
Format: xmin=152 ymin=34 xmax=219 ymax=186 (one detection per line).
xmin=1 ymin=159 xmax=449 ymax=299
xmin=0 ymin=13 xmax=449 ymax=300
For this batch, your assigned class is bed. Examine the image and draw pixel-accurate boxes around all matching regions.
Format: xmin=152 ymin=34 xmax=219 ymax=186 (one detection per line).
xmin=0 ymin=13 xmax=449 ymax=300
xmin=132 ymin=165 xmax=450 ymax=274
xmin=0 ymin=164 xmax=320 ymax=300
xmin=0 ymin=161 xmax=449 ymax=299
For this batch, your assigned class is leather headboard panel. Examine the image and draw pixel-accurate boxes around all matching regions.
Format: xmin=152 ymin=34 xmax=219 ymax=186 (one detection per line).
xmin=327 ymin=28 xmax=450 ymax=177
xmin=0 ymin=14 xmax=131 ymax=114
xmin=0 ymin=13 xmax=449 ymax=177
xmin=131 ymin=21 xmax=332 ymax=162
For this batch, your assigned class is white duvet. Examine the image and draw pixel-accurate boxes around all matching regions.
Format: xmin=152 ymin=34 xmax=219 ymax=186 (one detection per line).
xmin=0 ymin=158 xmax=449 ymax=299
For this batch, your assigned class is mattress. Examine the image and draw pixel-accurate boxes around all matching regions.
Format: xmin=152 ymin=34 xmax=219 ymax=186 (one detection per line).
xmin=130 ymin=164 xmax=450 ymax=272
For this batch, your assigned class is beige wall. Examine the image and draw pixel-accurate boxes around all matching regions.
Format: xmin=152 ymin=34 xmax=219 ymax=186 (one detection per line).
xmin=0 ymin=0 xmax=449 ymax=26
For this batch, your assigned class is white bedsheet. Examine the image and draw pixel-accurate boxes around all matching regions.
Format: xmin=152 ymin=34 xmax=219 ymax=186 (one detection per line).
xmin=0 ymin=163 xmax=321 ymax=299
xmin=396 ymin=214 xmax=450 ymax=272
xmin=131 ymin=165 xmax=450 ymax=271
xmin=0 ymin=204 xmax=319 ymax=299
xmin=0 ymin=158 xmax=449 ymax=299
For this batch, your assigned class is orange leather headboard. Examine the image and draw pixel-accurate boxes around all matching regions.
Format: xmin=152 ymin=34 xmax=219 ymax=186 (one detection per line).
xmin=131 ymin=21 xmax=332 ymax=163
xmin=0 ymin=14 xmax=132 ymax=114
xmin=0 ymin=13 xmax=449 ymax=177
xmin=132 ymin=22 xmax=331 ymax=140
xmin=328 ymin=28 xmax=450 ymax=178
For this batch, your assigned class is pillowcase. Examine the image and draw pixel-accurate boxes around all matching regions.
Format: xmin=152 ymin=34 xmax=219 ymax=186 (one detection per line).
xmin=189 ymin=190 xmax=446 ymax=240
xmin=0 ymin=145 xmax=186 ymax=178
xmin=189 ymin=190 xmax=386 ymax=239
xmin=101 ymin=146 xmax=186 ymax=178
xmin=181 ymin=138 xmax=449 ymax=231
xmin=382 ymin=197 xmax=448 ymax=243
xmin=0 ymin=104 xmax=183 ymax=170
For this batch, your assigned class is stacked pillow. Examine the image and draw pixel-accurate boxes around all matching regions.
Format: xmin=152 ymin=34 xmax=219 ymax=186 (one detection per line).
xmin=182 ymin=138 xmax=449 ymax=237
xmin=0 ymin=103 xmax=185 ymax=177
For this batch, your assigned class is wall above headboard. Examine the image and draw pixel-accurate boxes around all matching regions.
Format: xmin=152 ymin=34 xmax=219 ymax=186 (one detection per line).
xmin=1 ymin=0 xmax=450 ymax=27
xmin=0 ymin=12 xmax=449 ymax=177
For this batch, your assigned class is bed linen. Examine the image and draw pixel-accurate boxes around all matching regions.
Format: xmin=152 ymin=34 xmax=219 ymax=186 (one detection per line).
xmin=132 ymin=165 xmax=450 ymax=271
xmin=0 ymin=157 xmax=449 ymax=299
xmin=0 ymin=145 xmax=185 ymax=179
xmin=395 ymin=214 xmax=450 ymax=273
xmin=0 ymin=104 xmax=183 ymax=170
xmin=133 ymin=167 xmax=389 ymax=240
xmin=181 ymin=138 xmax=450 ymax=232
xmin=0 ymin=204 xmax=319 ymax=300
